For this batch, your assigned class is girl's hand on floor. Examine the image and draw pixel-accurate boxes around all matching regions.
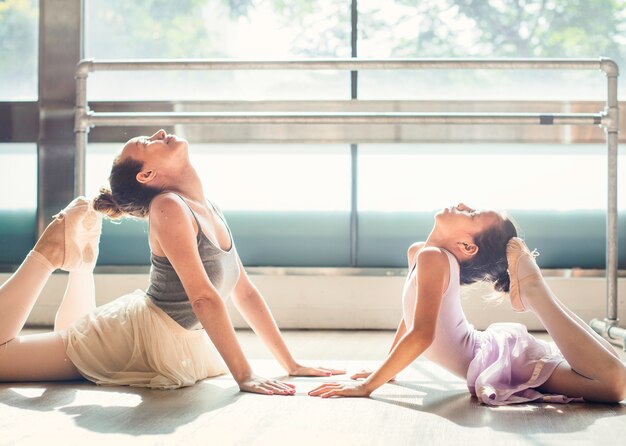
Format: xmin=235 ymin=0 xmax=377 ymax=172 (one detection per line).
xmin=237 ymin=373 xmax=296 ymax=396
xmin=289 ymin=365 xmax=346 ymax=377
xmin=308 ymin=382 xmax=371 ymax=398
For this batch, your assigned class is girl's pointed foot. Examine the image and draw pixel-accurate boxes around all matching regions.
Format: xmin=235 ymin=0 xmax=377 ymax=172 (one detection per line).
xmin=506 ymin=237 xmax=541 ymax=313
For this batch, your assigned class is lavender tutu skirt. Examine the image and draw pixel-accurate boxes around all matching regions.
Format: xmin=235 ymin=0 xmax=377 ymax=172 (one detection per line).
xmin=467 ymin=323 xmax=583 ymax=405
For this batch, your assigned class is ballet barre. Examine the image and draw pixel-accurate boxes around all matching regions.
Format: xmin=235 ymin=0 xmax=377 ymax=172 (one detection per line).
xmin=74 ymin=57 xmax=622 ymax=348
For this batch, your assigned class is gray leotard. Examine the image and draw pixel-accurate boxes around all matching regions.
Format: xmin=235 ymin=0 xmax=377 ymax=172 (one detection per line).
xmin=146 ymin=197 xmax=240 ymax=329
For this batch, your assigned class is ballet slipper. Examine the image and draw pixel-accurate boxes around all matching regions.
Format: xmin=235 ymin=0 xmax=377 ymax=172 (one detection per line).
xmin=506 ymin=237 xmax=541 ymax=313
xmin=54 ymin=197 xmax=103 ymax=273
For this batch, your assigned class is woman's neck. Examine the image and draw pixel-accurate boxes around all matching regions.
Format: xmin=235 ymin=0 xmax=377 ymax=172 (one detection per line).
xmin=163 ymin=165 xmax=206 ymax=203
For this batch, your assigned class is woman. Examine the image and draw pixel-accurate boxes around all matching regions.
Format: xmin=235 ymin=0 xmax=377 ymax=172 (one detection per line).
xmin=309 ymin=204 xmax=626 ymax=404
xmin=0 ymin=129 xmax=343 ymax=393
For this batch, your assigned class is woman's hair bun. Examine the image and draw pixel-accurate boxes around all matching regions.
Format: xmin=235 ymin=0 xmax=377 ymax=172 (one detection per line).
xmin=93 ymin=187 xmax=124 ymax=219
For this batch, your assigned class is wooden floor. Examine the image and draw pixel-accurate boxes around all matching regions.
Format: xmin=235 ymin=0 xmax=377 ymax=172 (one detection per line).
xmin=1 ymin=330 xmax=625 ymax=446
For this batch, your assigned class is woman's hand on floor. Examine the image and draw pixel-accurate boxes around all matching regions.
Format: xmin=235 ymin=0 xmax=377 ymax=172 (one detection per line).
xmin=308 ymin=382 xmax=372 ymax=398
xmin=289 ymin=364 xmax=346 ymax=377
xmin=351 ymin=369 xmax=396 ymax=381
xmin=350 ymin=369 xmax=373 ymax=380
xmin=237 ymin=373 xmax=296 ymax=396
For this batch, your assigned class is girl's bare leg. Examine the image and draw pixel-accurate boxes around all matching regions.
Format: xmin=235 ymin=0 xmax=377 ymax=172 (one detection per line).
xmin=552 ymin=298 xmax=619 ymax=359
xmin=507 ymin=238 xmax=626 ymax=402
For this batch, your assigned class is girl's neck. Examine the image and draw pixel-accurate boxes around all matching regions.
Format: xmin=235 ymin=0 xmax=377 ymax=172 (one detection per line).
xmin=424 ymin=227 xmax=449 ymax=250
xmin=424 ymin=228 xmax=460 ymax=261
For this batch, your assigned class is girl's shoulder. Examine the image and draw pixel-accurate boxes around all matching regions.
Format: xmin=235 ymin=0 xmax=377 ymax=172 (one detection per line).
xmin=408 ymin=243 xmax=450 ymax=270
xmin=416 ymin=246 xmax=449 ymax=266
xmin=407 ymin=241 xmax=426 ymax=267
xmin=415 ymin=248 xmax=451 ymax=294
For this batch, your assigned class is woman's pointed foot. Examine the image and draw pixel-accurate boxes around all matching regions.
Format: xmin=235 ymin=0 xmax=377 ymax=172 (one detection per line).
xmin=55 ymin=197 xmax=103 ymax=273
xmin=506 ymin=237 xmax=541 ymax=313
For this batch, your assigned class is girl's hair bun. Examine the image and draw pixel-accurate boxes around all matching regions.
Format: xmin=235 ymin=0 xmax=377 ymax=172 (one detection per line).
xmin=492 ymin=269 xmax=511 ymax=293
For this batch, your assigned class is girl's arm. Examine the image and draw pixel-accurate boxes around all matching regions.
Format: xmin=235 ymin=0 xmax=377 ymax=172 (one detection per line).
xmin=150 ymin=194 xmax=294 ymax=395
xmin=231 ymin=256 xmax=344 ymax=377
xmin=351 ymin=241 xmax=423 ymax=381
xmin=350 ymin=318 xmax=406 ymax=380
xmin=310 ymin=247 xmax=448 ymax=398
xmin=384 ymin=242 xmax=424 ymax=354
xmin=388 ymin=318 xmax=408 ymax=353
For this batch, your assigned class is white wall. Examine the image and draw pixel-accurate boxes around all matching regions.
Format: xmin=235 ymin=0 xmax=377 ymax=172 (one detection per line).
xmin=3 ymin=272 xmax=625 ymax=331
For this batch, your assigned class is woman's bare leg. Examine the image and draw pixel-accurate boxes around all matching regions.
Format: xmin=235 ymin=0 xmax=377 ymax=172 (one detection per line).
xmin=0 ymin=197 xmax=101 ymax=382
xmin=508 ymin=238 xmax=626 ymax=402
xmin=54 ymin=202 xmax=101 ymax=331
xmin=54 ymin=271 xmax=96 ymax=332
xmin=0 ymin=220 xmax=84 ymax=382
xmin=0 ymin=217 xmax=63 ymax=345
xmin=0 ymin=331 xmax=82 ymax=381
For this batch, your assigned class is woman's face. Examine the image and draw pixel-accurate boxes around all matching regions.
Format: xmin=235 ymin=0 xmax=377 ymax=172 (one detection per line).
xmin=435 ymin=203 xmax=502 ymax=238
xmin=119 ymin=129 xmax=189 ymax=170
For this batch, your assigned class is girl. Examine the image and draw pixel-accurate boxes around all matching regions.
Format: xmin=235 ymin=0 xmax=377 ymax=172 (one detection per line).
xmin=309 ymin=203 xmax=626 ymax=404
xmin=0 ymin=129 xmax=343 ymax=393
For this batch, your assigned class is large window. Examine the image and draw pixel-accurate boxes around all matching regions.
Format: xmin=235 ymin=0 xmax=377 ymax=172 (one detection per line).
xmin=85 ymin=143 xmax=353 ymax=266
xmin=86 ymin=144 xmax=350 ymax=212
xmin=83 ymin=0 xmax=355 ymax=266
xmin=85 ymin=0 xmax=351 ymax=100
xmin=0 ymin=0 xmax=38 ymax=100
xmin=3 ymin=0 xmax=623 ymax=268
xmin=0 ymin=144 xmax=36 ymax=209
xmin=358 ymin=0 xmax=625 ymax=100
xmin=0 ymin=144 xmax=37 ymax=264
xmin=358 ymin=144 xmax=626 ymax=212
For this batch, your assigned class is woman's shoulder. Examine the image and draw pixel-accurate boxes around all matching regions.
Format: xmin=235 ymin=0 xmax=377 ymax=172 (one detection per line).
xmin=150 ymin=192 xmax=188 ymax=214
xmin=149 ymin=193 xmax=194 ymax=229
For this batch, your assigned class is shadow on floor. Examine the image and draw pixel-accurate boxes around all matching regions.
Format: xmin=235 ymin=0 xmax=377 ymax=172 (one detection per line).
xmin=375 ymin=378 xmax=626 ymax=434
xmin=0 ymin=380 xmax=240 ymax=436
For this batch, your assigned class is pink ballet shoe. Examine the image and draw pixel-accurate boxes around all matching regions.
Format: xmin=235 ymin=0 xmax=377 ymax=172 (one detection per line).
xmin=506 ymin=237 xmax=540 ymax=313
xmin=54 ymin=197 xmax=103 ymax=273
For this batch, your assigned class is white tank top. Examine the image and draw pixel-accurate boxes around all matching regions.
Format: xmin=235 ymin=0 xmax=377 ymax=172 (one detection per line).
xmin=402 ymin=248 xmax=481 ymax=378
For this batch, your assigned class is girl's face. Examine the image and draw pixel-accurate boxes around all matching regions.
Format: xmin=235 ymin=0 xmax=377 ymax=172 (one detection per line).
xmin=119 ymin=129 xmax=189 ymax=170
xmin=435 ymin=203 xmax=502 ymax=239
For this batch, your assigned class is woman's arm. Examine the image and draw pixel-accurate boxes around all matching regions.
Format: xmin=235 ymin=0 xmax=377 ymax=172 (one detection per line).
xmin=150 ymin=194 xmax=293 ymax=395
xmin=231 ymin=256 xmax=344 ymax=377
xmin=310 ymin=248 xmax=448 ymax=398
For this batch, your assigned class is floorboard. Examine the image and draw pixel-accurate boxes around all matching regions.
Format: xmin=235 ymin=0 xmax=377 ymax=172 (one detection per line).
xmin=1 ymin=330 xmax=625 ymax=445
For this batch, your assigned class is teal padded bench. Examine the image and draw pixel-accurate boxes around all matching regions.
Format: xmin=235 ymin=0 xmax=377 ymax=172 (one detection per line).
xmin=1 ymin=209 xmax=624 ymax=269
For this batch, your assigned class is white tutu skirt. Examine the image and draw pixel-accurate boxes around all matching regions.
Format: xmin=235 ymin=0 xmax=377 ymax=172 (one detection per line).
xmin=467 ymin=323 xmax=583 ymax=405
xmin=65 ymin=290 xmax=228 ymax=389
